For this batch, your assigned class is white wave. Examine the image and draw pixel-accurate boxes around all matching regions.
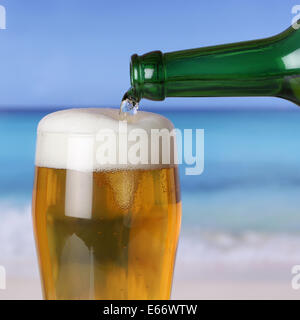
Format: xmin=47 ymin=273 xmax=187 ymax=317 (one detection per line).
xmin=178 ymin=230 xmax=300 ymax=264
xmin=0 ymin=201 xmax=38 ymax=277
xmin=1 ymin=201 xmax=300 ymax=278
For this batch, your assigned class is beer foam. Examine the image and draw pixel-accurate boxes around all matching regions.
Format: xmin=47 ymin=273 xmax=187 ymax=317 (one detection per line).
xmin=35 ymin=108 xmax=176 ymax=171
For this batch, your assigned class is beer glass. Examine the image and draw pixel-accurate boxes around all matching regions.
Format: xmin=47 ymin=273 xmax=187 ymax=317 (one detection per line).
xmin=32 ymin=108 xmax=181 ymax=300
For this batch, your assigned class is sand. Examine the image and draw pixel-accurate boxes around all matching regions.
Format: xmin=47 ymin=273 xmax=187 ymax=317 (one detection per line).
xmin=1 ymin=233 xmax=300 ymax=300
xmin=1 ymin=274 xmax=300 ymax=300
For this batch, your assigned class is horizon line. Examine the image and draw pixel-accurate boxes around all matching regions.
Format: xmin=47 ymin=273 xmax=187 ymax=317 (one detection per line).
xmin=0 ymin=105 xmax=299 ymax=113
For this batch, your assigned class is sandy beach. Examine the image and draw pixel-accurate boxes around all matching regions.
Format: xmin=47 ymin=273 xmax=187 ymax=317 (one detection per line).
xmin=1 ymin=274 xmax=300 ymax=300
xmin=1 ymin=245 xmax=300 ymax=300
xmin=1 ymin=216 xmax=300 ymax=300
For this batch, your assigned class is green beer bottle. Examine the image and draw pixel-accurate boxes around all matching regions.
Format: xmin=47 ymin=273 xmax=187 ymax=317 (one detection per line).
xmin=123 ymin=23 xmax=300 ymax=108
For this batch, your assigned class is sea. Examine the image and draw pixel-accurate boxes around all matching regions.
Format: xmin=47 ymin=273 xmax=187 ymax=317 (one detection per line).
xmin=1 ymin=108 xmax=300 ymax=296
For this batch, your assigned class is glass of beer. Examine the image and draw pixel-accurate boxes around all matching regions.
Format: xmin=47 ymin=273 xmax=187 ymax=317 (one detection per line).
xmin=32 ymin=108 xmax=181 ymax=300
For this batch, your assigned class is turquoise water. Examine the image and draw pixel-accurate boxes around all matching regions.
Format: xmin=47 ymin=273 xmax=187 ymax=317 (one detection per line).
xmin=1 ymin=109 xmax=300 ymax=233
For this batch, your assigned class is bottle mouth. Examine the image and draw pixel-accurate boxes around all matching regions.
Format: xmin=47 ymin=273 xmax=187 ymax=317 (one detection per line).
xmin=130 ymin=54 xmax=139 ymax=85
xmin=129 ymin=51 xmax=166 ymax=101
xmin=129 ymin=54 xmax=142 ymax=101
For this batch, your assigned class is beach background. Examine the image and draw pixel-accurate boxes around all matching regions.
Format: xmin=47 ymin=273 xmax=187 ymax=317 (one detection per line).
xmin=1 ymin=0 xmax=300 ymax=299
xmin=1 ymin=109 xmax=300 ymax=300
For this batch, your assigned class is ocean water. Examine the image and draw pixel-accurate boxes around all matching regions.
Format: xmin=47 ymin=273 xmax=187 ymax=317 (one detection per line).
xmin=1 ymin=108 xmax=300 ymax=281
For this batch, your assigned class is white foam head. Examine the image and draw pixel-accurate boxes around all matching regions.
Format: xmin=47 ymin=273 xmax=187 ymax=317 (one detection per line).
xmin=35 ymin=108 xmax=176 ymax=171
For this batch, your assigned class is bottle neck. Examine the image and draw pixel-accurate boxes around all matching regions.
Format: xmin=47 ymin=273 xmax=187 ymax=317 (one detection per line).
xmin=130 ymin=25 xmax=300 ymax=105
xmin=130 ymin=51 xmax=166 ymax=101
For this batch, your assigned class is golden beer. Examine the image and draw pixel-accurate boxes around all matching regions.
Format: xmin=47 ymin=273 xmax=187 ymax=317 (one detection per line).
xmin=32 ymin=108 xmax=181 ymax=300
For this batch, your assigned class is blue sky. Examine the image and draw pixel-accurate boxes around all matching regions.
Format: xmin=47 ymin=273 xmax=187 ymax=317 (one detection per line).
xmin=0 ymin=0 xmax=299 ymax=110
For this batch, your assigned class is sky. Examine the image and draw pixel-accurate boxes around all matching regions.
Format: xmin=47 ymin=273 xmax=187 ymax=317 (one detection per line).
xmin=0 ymin=0 xmax=299 ymax=110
